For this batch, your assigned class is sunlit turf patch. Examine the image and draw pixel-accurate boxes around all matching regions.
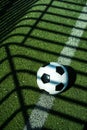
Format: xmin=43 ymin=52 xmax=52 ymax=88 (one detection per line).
xmin=25 ymin=35 xmax=64 ymax=55
xmin=9 ymin=44 xmax=61 ymax=67
xmin=0 ymin=76 xmax=15 ymax=101
xmin=0 ymin=47 xmax=7 ymax=59
xmin=3 ymin=112 xmax=24 ymax=130
xmin=54 ymin=0 xmax=86 ymax=9
xmin=82 ymin=28 xmax=87 ymax=39
xmin=0 ymin=60 xmax=10 ymax=80
xmin=0 ymin=90 xmax=20 ymax=127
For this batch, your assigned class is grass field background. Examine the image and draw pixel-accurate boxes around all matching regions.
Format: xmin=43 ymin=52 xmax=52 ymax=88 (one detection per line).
xmin=0 ymin=0 xmax=87 ymax=130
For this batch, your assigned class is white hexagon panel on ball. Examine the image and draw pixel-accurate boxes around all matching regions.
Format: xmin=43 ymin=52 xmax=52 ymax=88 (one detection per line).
xmin=37 ymin=62 xmax=68 ymax=95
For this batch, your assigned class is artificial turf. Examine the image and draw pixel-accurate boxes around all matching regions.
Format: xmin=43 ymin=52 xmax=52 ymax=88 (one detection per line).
xmin=0 ymin=0 xmax=87 ymax=130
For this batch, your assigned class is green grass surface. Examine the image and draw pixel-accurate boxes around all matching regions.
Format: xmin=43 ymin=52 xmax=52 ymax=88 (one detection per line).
xmin=0 ymin=0 xmax=87 ymax=130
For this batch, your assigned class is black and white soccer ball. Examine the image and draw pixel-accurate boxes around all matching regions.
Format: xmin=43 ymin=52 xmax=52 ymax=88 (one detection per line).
xmin=37 ymin=62 xmax=69 ymax=95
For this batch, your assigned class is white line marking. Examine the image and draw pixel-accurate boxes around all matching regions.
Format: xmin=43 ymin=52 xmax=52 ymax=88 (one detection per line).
xmin=58 ymin=5 xmax=87 ymax=65
xmin=24 ymin=3 xmax=87 ymax=130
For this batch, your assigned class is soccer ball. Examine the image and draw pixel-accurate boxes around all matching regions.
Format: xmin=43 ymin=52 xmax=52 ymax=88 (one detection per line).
xmin=37 ymin=62 xmax=68 ymax=95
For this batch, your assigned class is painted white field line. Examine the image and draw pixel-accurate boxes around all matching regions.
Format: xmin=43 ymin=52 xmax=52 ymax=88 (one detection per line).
xmin=24 ymin=3 xmax=87 ymax=130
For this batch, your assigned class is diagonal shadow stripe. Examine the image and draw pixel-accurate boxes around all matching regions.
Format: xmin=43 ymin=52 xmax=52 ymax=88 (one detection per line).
xmin=4 ymin=45 xmax=32 ymax=129
xmin=0 ymin=0 xmax=38 ymax=43
xmin=21 ymin=0 xmax=54 ymax=45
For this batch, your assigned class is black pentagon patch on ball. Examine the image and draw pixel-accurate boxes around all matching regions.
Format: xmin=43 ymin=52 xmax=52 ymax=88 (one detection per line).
xmin=56 ymin=83 xmax=64 ymax=91
xmin=56 ymin=66 xmax=64 ymax=75
xmin=41 ymin=73 xmax=50 ymax=83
